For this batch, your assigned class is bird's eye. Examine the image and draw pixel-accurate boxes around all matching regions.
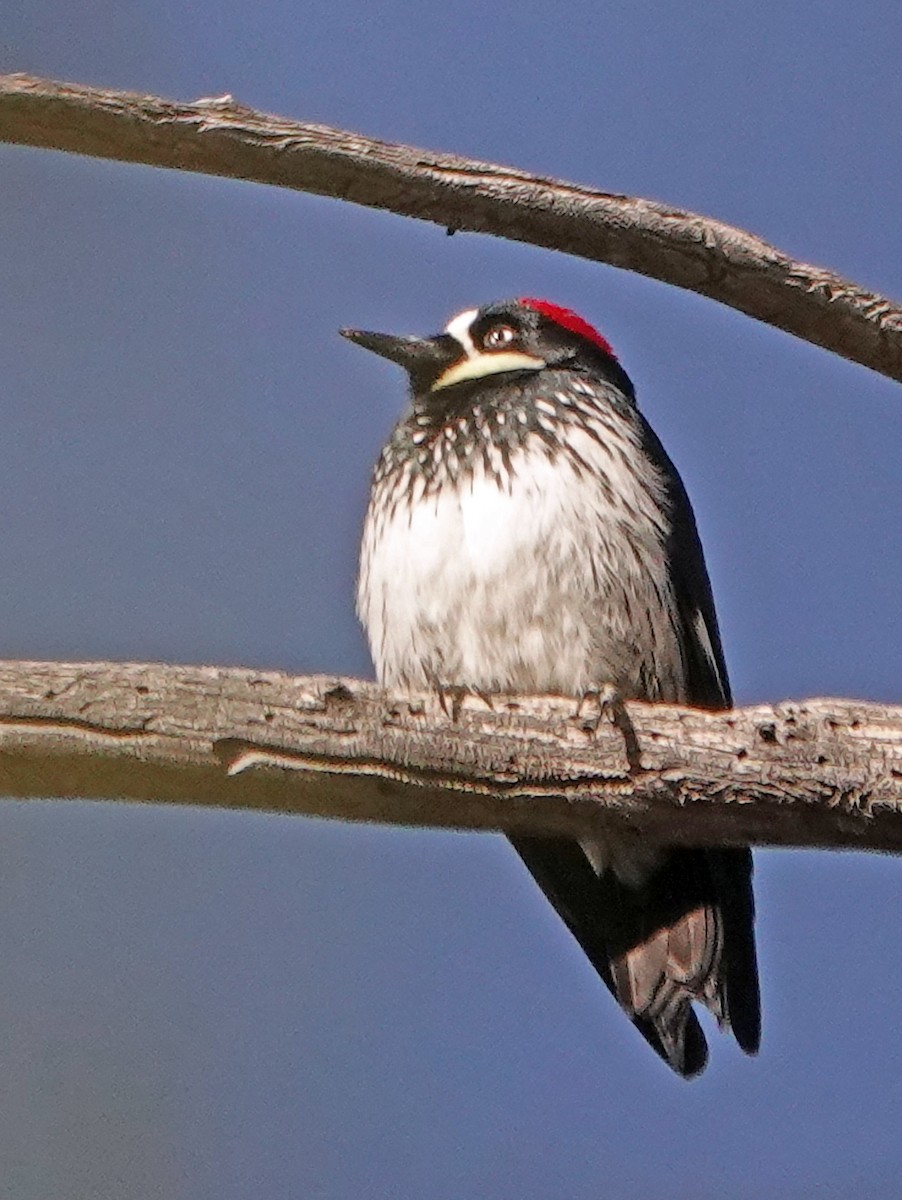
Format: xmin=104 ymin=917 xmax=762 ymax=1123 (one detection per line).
xmin=483 ymin=324 xmax=517 ymax=350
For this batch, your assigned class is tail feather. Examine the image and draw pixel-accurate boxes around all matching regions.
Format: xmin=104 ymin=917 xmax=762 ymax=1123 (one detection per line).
xmin=508 ymin=836 xmax=760 ymax=1078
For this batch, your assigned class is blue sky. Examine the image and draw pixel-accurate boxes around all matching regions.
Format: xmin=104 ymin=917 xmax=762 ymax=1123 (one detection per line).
xmin=2 ymin=3 xmax=902 ymax=1196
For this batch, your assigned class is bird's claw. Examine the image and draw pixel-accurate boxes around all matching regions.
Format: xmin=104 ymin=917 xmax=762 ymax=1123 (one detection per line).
xmin=437 ymin=685 xmax=495 ymax=722
xmin=575 ymin=683 xmax=623 ymax=732
xmin=576 ymin=684 xmax=642 ymax=771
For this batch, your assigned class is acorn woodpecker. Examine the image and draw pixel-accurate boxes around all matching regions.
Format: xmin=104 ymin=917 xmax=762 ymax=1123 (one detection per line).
xmin=342 ymin=297 xmax=760 ymax=1077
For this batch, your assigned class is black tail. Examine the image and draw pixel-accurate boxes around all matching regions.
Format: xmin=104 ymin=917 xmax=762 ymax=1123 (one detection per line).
xmin=508 ymin=837 xmax=760 ymax=1078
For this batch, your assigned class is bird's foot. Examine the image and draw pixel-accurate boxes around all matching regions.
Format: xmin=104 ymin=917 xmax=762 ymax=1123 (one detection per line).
xmin=436 ymin=684 xmax=494 ymax=722
xmin=576 ymin=684 xmax=642 ymax=771
xmin=575 ymin=683 xmax=623 ymax=731
xmin=437 ymin=684 xmax=463 ymax=721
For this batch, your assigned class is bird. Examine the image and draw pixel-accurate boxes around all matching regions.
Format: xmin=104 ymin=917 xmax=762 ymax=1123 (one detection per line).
xmin=341 ymin=297 xmax=760 ymax=1078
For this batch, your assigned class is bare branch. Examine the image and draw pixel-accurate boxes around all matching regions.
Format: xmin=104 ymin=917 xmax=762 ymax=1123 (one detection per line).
xmin=0 ymin=659 xmax=899 ymax=853
xmin=1 ymin=73 xmax=900 ymax=383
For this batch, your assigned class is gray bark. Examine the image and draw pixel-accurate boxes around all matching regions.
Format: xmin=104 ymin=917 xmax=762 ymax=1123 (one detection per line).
xmin=0 ymin=660 xmax=900 ymax=853
xmin=1 ymin=73 xmax=900 ymax=383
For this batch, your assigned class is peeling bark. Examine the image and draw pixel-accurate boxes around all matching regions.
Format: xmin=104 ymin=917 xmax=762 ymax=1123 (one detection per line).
xmin=0 ymin=660 xmax=898 ymax=853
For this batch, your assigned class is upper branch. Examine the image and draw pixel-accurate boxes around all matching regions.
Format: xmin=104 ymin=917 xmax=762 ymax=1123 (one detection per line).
xmin=0 ymin=659 xmax=900 ymax=854
xmin=1 ymin=74 xmax=901 ymax=383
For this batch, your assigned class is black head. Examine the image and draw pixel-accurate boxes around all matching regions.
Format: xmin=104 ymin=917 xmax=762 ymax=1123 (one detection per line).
xmin=341 ymin=298 xmax=634 ymax=401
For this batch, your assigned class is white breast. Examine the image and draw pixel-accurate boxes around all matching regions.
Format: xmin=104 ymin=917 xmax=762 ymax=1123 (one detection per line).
xmin=358 ymin=429 xmax=678 ymax=696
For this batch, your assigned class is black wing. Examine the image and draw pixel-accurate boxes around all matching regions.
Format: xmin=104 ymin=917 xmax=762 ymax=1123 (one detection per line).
xmin=510 ymin=422 xmax=760 ymax=1077
xmin=508 ymin=836 xmax=758 ymax=1076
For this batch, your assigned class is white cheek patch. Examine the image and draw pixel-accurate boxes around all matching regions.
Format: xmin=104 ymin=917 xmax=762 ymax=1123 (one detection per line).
xmin=432 ymin=350 xmax=546 ymax=391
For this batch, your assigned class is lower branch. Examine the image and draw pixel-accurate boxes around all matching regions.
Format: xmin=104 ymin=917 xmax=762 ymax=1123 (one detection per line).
xmin=0 ymin=660 xmax=899 ymax=852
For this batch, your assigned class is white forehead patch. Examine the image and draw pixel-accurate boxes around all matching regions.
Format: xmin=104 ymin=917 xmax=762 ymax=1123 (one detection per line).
xmin=444 ymin=308 xmax=479 ymax=354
